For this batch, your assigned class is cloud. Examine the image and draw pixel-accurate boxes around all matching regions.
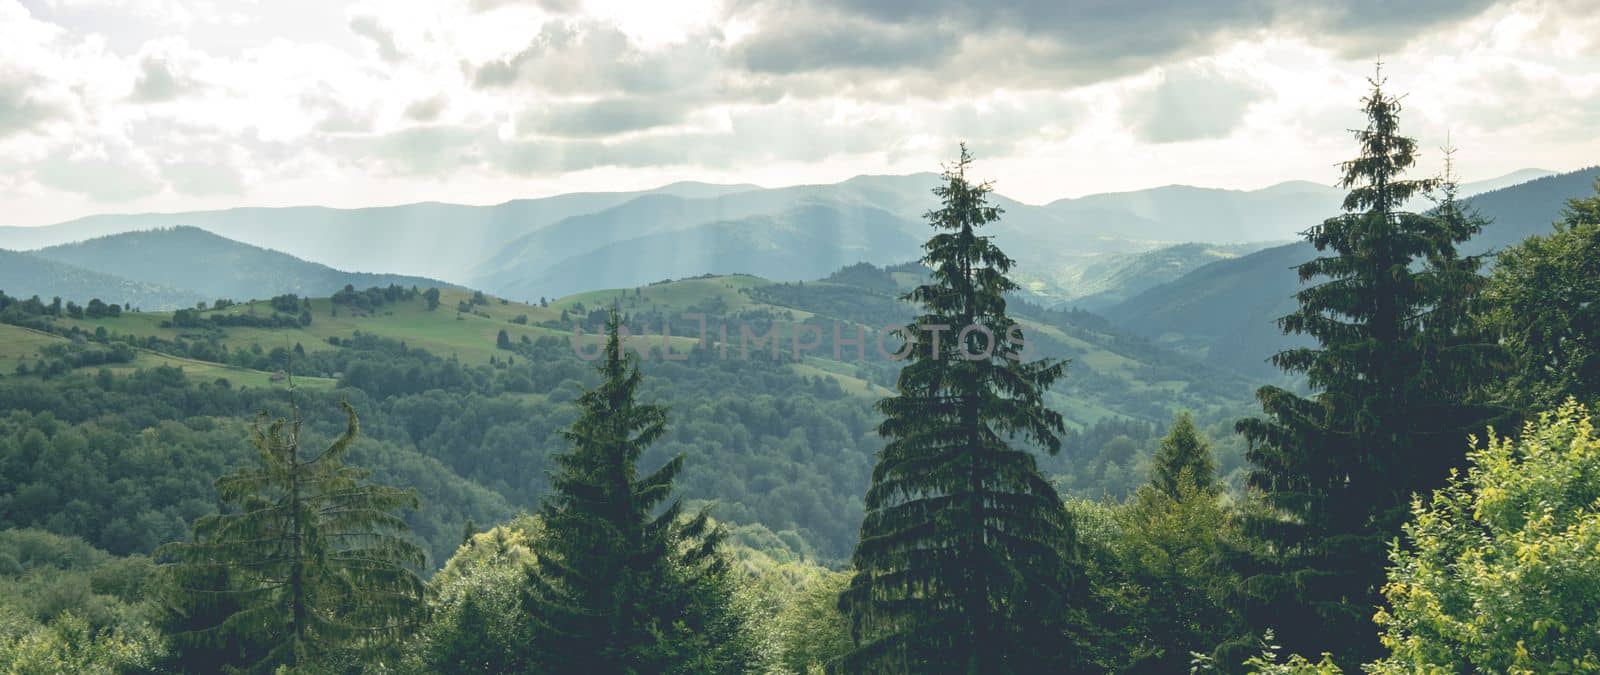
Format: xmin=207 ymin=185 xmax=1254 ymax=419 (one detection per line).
xmin=404 ymin=94 xmax=448 ymax=122
xmin=470 ymin=20 xmax=722 ymax=97
xmin=129 ymin=54 xmax=185 ymax=101
xmin=734 ymin=14 xmax=959 ymax=74
xmin=32 ymin=153 xmax=164 ymax=202
xmin=339 ymin=125 xmax=485 ymax=175
xmin=1123 ymin=65 xmax=1267 ymax=143
xmin=0 ymin=72 xmax=64 ymax=137
xmin=163 ymin=159 xmax=244 ymax=195
xmin=724 ymin=0 xmax=1503 ymax=86
xmin=469 ymin=0 xmax=580 ymax=13
xmin=349 ymin=15 xmax=401 ymax=62
xmin=517 ymin=97 xmax=688 ymax=137
xmin=301 ymin=85 xmax=376 ymax=134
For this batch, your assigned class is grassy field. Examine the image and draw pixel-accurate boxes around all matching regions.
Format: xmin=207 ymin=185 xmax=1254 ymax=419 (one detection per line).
xmin=0 ymin=324 xmax=67 ymax=365
xmin=0 ymin=322 xmax=332 ymax=389
xmin=11 ymin=273 xmax=1250 ymax=425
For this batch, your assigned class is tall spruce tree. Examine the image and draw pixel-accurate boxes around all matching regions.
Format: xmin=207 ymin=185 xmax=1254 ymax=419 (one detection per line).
xmin=523 ymin=310 xmax=751 ymax=674
xmin=1231 ymin=68 xmax=1499 ymax=666
xmin=1150 ymin=412 xmax=1216 ymax=500
xmin=157 ymin=399 xmax=425 ymax=672
xmin=839 ymin=145 xmax=1086 ymax=673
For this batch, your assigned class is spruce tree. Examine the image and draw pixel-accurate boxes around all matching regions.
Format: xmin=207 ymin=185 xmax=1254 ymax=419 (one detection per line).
xmin=1150 ymin=411 xmax=1216 ymax=500
xmin=158 ymin=400 xmax=425 ymax=672
xmin=1231 ymin=68 xmax=1499 ymax=666
xmin=839 ymin=145 xmax=1085 ymax=673
xmin=523 ymin=310 xmax=750 ymax=674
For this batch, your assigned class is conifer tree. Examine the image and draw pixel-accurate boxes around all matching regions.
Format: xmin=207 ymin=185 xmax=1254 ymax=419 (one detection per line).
xmin=1231 ymin=68 xmax=1500 ymax=666
xmin=840 ymin=145 xmax=1086 ymax=673
xmin=523 ymin=310 xmax=751 ymax=674
xmin=158 ymin=400 xmax=425 ymax=672
xmin=1150 ymin=412 xmax=1216 ymax=500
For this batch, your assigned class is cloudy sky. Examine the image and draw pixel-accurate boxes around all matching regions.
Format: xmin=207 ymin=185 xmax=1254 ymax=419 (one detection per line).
xmin=2 ymin=0 xmax=1598 ymax=226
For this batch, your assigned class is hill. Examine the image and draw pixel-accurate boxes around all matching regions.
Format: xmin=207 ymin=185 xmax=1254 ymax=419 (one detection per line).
xmin=1104 ymin=166 xmax=1599 ymax=376
xmin=0 ymin=248 xmax=204 ymax=310
xmin=0 ymin=265 xmax=1257 ymax=561
xmin=487 ymin=204 xmax=923 ymax=299
xmin=1042 ymin=169 xmax=1550 ymax=244
xmin=1048 ymin=242 xmax=1275 ymax=309
xmin=0 ymin=182 xmax=763 ymax=282
xmin=29 ymin=227 xmax=450 ymax=305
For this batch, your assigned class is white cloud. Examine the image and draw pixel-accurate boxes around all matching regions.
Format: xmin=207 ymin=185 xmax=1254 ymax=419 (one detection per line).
xmin=0 ymin=0 xmax=1594 ymax=225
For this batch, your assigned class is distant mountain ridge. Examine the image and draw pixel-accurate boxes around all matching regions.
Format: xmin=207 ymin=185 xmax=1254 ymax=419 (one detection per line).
xmin=1102 ymin=165 xmax=1597 ymax=376
xmin=29 ymin=227 xmax=451 ymax=306
xmin=496 ymin=203 xmax=924 ymax=299
xmin=0 ymin=249 xmax=205 ymax=310
xmin=0 ymin=167 xmax=1562 ymax=305
xmin=0 ymin=181 xmax=765 ymax=282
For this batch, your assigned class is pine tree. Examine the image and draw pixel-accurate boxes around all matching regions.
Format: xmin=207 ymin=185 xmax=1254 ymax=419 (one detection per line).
xmin=157 ymin=399 xmax=425 ymax=672
xmin=1150 ymin=412 xmax=1216 ymax=500
xmin=839 ymin=145 xmax=1086 ymax=673
xmin=523 ymin=310 xmax=751 ymax=674
xmin=1231 ymin=67 xmax=1500 ymax=666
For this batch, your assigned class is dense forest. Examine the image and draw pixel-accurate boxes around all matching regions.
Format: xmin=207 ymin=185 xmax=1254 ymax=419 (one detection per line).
xmin=2 ymin=73 xmax=1600 ymax=674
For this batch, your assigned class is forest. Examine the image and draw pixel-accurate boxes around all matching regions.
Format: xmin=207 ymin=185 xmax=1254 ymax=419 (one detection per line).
xmin=1 ymin=74 xmax=1599 ymax=675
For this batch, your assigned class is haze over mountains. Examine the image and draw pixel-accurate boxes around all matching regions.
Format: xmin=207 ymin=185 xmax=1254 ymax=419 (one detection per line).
xmin=1103 ymin=165 xmax=1600 ymax=376
xmin=30 ymin=227 xmax=449 ymax=304
xmin=0 ymin=168 xmax=1557 ymax=313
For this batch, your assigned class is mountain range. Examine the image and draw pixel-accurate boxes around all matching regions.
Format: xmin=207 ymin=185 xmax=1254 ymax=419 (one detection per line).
xmin=2 ymin=169 xmax=1553 ymax=308
xmin=4 ymin=227 xmax=449 ymax=309
xmin=1 ymin=165 xmax=1584 ymax=374
xmin=1102 ymin=166 xmax=1600 ymax=376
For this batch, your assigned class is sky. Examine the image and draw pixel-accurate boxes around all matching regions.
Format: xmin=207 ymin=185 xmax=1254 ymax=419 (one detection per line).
xmin=2 ymin=0 xmax=1598 ymax=226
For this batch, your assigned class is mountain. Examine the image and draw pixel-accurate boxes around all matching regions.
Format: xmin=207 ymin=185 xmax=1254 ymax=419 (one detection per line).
xmin=1103 ymin=166 xmax=1599 ymax=376
xmin=472 ymin=173 xmax=1170 ymax=300
xmin=0 ymin=266 xmax=1257 ymax=561
xmin=0 ymin=249 xmax=205 ymax=310
xmin=1055 ymin=242 xmax=1277 ymax=310
xmin=491 ymin=204 xmax=923 ymax=299
xmin=1047 ymin=181 xmax=1343 ymax=243
xmin=1042 ymin=168 xmax=1554 ymax=244
xmin=0 ymin=182 xmax=763 ymax=282
xmin=3 ymin=168 xmax=1560 ymax=302
xmin=29 ymin=227 xmax=450 ymax=304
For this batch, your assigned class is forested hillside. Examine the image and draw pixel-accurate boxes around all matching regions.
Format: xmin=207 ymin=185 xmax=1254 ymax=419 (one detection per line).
xmin=0 ymin=249 xmax=205 ymax=311
xmin=1105 ymin=165 xmax=1600 ymax=375
xmin=30 ymin=227 xmax=451 ymax=307
xmin=2 ymin=55 xmax=1597 ymax=673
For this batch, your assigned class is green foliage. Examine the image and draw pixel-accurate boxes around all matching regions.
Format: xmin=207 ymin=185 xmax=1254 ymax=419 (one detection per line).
xmin=1481 ymin=179 xmax=1600 ymax=410
xmin=523 ymin=313 xmax=754 ymax=673
xmin=1193 ymin=631 xmax=1342 ymax=674
xmin=0 ymin=609 xmax=164 ymax=674
xmin=1372 ymin=401 xmax=1600 ymax=674
xmin=1233 ymin=71 xmax=1499 ymax=666
xmin=30 ymin=227 xmax=440 ymax=307
xmin=1071 ymin=428 xmax=1243 ymax=673
xmin=841 ymin=146 xmax=1087 ymax=672
xmin=0 ymin=529 xmax=167 ymax=674
xmin=1151 ymin=412 xmax=1217 ymax=500
xmin=407 ymin=516 xmax=543 ymax=674
xmin=772 ymin=571 xmax=853 ymax=674
xmin=157 ymin=401 xmax=425 ymax=672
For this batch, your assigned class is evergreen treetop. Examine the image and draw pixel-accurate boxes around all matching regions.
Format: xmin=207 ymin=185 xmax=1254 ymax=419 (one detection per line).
xmin=840 ymin=145 xmax=1087 ymax=674
xmin=523 ymin=310 xmax=750 ymax=674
